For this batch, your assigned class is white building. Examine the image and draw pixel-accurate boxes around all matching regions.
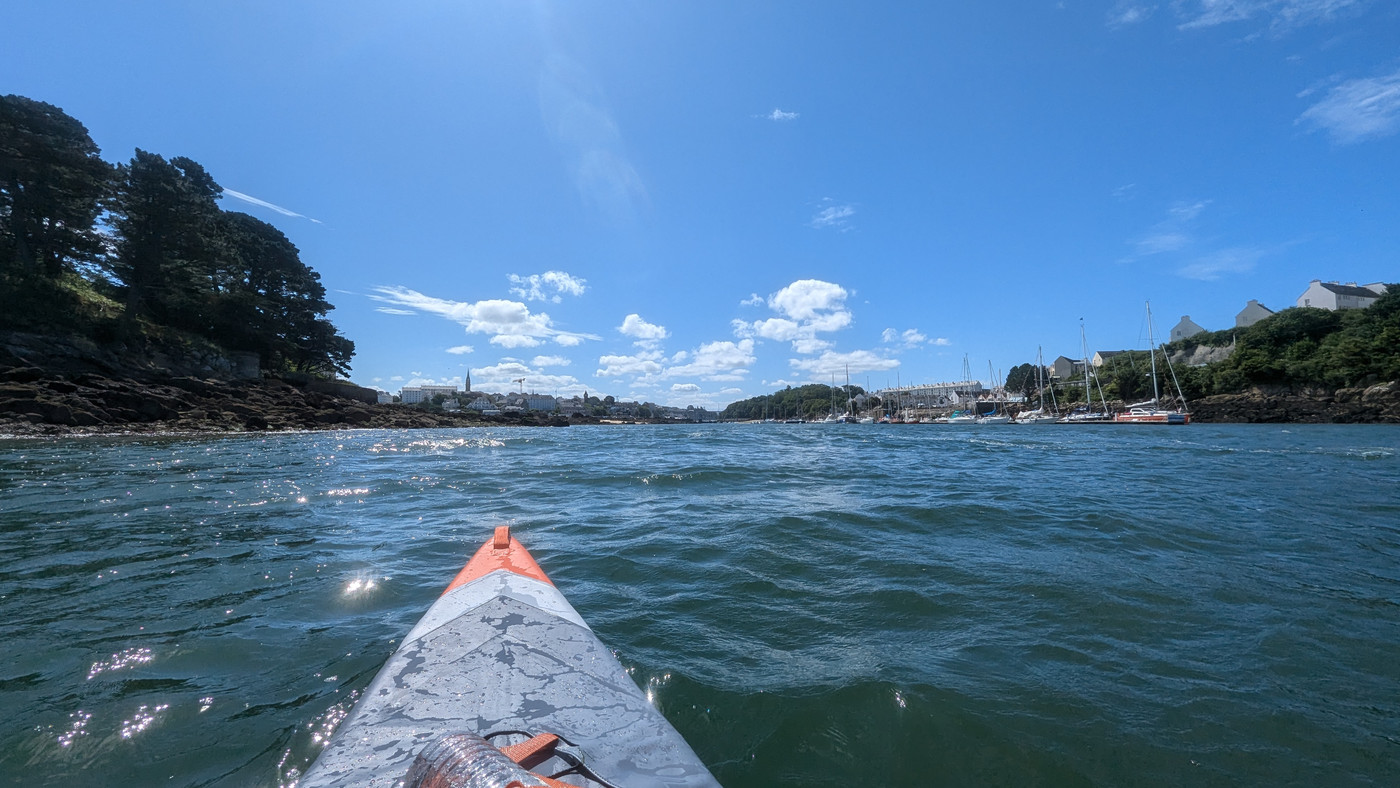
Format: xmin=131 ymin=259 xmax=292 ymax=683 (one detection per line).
xmin=1236 ymin=299 xmax=1274 ymax=328
xmin=522 ymin=394 xmax=558 ymax=412
xmin=1169 ymin=316 xmax=1208 ymax=343
xmin=400 ymin=384 xmax=459 ymax=404
xmin=1296 ymin=280 xmax=1387 ymax=311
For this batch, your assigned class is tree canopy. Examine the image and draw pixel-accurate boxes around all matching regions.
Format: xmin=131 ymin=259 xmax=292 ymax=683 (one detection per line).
xmin=0 ymin=95 xmax=354 ymax=377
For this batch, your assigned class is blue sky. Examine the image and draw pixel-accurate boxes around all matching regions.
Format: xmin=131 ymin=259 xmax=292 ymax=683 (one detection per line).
xmin=6 ymin=1 xmax=1398 ymax=408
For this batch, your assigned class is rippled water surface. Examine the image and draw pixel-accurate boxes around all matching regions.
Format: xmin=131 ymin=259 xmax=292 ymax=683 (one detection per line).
xmin=2 ymin=424 xmax=1399 ymax=786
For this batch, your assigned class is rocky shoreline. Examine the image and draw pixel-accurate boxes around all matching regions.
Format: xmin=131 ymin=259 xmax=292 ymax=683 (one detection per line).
xmin=1189 ymin=381 xmax=1400 ymax=424
xmin=0 ymin=367 xmax=581 ymax=437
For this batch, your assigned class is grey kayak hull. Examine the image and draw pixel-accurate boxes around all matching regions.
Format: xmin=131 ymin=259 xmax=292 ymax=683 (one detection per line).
xmin=299 ymin=533 xmax=720 ymax=788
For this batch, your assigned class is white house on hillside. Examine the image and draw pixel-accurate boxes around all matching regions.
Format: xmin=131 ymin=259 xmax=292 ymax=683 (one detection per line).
xmin=1236 ymin=300 xmax=1274 ymax=328
xmin=1169 ymin=316 xmax=1207 ymax=342
xmin=1297 ymin=280 xmax=1387 ymax=311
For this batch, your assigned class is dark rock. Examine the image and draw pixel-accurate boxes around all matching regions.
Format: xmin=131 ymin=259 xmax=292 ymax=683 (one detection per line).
xmin=3 ymin=367 xmax=47 ymax=383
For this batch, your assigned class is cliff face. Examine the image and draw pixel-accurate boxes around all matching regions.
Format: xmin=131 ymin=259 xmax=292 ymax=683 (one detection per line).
xmin=1191 ymin=382 xmax=1400 ymax=423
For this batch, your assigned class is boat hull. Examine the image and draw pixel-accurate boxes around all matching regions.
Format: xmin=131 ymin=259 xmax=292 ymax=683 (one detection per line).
xmin=1114 ymin=410 xmax=1190 ymax=424
xmin=300 ymin=529 xmax=719 ymax=788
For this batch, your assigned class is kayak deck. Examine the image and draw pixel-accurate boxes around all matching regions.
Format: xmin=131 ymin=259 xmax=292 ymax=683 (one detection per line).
xmin=299 ymin=528 xmax=719 ymax=788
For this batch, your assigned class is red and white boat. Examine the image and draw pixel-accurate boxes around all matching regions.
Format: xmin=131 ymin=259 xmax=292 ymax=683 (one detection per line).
xmin=1115 ymin=400 xmax=1191 ymax=424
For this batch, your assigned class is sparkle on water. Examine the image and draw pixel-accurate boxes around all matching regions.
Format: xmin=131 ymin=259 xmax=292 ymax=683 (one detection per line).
xmin=1 ymin=424 xmax=1398 ymax=787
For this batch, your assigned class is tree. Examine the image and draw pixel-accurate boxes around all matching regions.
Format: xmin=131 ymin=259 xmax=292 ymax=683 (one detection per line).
xmin=0 ymin=95 xmax=112 ymax=280
xmin=1004 ymin=363 xmax=1037 ymax=397
xmin=214 ymin=212 xmax=354 ymax=376
xmin=108 ymin=150 xmax=226 ymax=330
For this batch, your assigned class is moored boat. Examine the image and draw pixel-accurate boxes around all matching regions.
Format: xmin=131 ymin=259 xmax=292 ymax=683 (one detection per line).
xmin=300 ymin=527 xmax=720 ymax=788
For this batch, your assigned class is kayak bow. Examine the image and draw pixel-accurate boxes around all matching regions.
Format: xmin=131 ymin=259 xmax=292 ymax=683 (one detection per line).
xmin=300 ymin=526 xmax=720 ymax=788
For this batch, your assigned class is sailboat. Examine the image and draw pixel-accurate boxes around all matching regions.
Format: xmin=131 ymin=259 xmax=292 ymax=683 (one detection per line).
xmin=1015 ymin=346 xmax=1059 ymax=424
xmin=948 ymin=355 xmax=978 ymax=423
xmin=1115 ymin=301 xmax=1191 ymax=424
xmin=1059 ymin=320 xmax=1114 ymax=423
xmin=976 ymin=360 xmax=1011 ymax=424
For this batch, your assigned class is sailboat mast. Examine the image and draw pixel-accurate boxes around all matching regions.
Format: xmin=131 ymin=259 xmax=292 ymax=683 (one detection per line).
xmin=1080 ymin=321 xmax=1092 ymax=409
xmin=1146 ymin=301 xmax=1160 ymax=404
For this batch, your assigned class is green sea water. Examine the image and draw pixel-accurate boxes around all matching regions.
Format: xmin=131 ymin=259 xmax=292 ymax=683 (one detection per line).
xmin=1 ymin=424 xmax=1398 ymax=786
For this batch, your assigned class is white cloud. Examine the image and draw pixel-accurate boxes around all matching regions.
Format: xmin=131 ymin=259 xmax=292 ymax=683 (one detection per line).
xmin=810 ymin=203 xmax=856 ymax=231
xmin=671 ymin=383 xmax=702 ymax=393
xmin=1107 ymin=3 xmax=1156 ymax=27
xmin=1299 ymin=68 xmax=1400 ymax=144
xmin=368 ymin=286 xmax=601 ymax=347
xmin=932 ymin=337 xmax=951 ymax=346
xmin=770 ymin=279 xmax=849 ymax=322
xmin=491 ymin=334 xmax=543 ymax=349
xmin=789 ymin=350 xmax=900 ymax=377
xmin=1174 ymin=0 xmax=1366 ymax=30
xmin=508 ymin=271 xmax=588 ymax=303
xmin=763 ymin=108 xmax=799 ymax=121
xmin=618 ymin=313 xmax=669 ymax=343
xmin=740 ymin=293 xmax=765 ymax=307
xmin=446 ymin=345 xmax=475 ymax=355
xmin=792 ymin=339 xmax=833 ymax=354
xmin=1135 ymin=232 xmax=1191 ymax=255
xmin=376 ymin=307 xmax=417 ymax=316
xmin=752 ymin=317 xmax=803 ymax=342
xmin=665 ymin=339 xmax=756 ymax=381
xmin=1168 ymin=200 xmax=1210 ymax=221
xmin=597 ymin=351 xmax=665 ymax=378
xmin=221 ymin=188 xmax=321 ymax=223
xmin=734 ymin=279 xmax=855 ymax=353
xmin=532 ymin=355 xmax=570 ymax=367
xmin=1176 ymin=247 xmax=1265 ymax=280
xmin=472 ymin=360 xmax=585 ymax=396
xmin=881 ymin=328 xmax=928 ymax=349
xmin=1124 ymin=200 xmax=1210 ymax=261
xmin=390 ymin=375 xmax=405 ymax=382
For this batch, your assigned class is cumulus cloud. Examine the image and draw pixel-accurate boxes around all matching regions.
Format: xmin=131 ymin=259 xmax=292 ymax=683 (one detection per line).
xmin=762 ymin=108 xmax=799 ymax=121
xmin=508 ymin=271 xmax=588 ymax=303
xmin=1299 ymin=68 xmax=1400 ymax=143
xmin=369 ymin=286 xmax=600 ymax=347
xmin=740 ymin=293 xmax=765 ymax=307
xmin=532 ymin=355 xmax=571 ymax=367
xmin=790 ymin=350 xmax=900 ymax=377
xmin=446 ymin=345 xmax=474 ymax=355
xmin=671 ymin=383 xmax=702 ymax=393
xmin=618 ymin=313 xmax=669 ymax=344
xmin=733 ymin=279 xmax=855 ymax=353
xmin=597 ymin=351 xmax=665 ymax=378
xmin=665 ymin=339 xmax=756 ymax=381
